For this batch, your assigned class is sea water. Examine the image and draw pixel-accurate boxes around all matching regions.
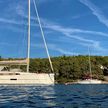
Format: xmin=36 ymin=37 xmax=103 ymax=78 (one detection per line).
xmin=0 ymin=84 xmax=108 ymax=108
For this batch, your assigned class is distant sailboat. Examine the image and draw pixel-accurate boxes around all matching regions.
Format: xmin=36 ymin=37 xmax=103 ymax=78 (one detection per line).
xmin=0 ymin=0 xmax=54 ymax=85
xmin=77 ymin=47 xmax=102 ymax=84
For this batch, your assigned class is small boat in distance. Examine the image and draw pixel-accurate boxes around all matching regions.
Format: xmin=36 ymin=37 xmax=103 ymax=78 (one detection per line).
xmin=77 ymin=79 xmax=101 ymax=84
xmin=77 ymin=47 xmax=102 ymax=84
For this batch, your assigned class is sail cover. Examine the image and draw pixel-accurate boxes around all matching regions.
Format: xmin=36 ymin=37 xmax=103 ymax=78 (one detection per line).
xmin=0 ymin=59 xmax=27 ymax=65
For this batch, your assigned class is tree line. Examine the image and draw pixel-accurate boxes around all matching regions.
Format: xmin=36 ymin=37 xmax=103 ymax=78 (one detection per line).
xmin=1 ymin=55 xmax=108 ymax=83
xmin=23 ymin=55 xmax=108 ymax=83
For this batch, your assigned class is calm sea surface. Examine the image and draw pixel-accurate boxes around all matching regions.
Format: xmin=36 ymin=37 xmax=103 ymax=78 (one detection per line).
xmin=0 ymin=84 xmax=108 ymax=108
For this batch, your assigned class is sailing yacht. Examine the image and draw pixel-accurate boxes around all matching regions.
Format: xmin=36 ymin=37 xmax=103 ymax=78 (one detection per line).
xmin=0 ymin=0 xmax=54 ymax=85
xmin=77 ymin=47 xmax=102 ymax=84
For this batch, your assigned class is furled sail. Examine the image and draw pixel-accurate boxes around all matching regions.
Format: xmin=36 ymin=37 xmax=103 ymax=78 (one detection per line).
xmin=0 ymin=59 xmax=27 ymax=65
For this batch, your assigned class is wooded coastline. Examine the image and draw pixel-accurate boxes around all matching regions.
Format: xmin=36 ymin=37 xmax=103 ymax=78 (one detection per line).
xmin=0 ymin=55 xmax=108 ymax=83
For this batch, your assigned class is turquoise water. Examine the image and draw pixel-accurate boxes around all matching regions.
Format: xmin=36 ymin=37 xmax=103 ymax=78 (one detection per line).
xmin=0 ymin=84 xmax=108 ymax=108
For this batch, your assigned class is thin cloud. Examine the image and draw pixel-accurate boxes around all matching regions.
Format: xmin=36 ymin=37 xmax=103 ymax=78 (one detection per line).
xmin=79 ymin=0 xmax=108 ymax=28
xmin=54 ymin=48 xmax=78 ymax=55
xmin=0 ymin=17 xmax=39 ymax=28
xmin=61 ymin=33 xmax=104 ymax=52
xmin=42 ymin=19 xmax=108 ymax=37
xmin=0 ymin=0 xmax=107 ymax=55
xmin=0 ymin=18 xmax=24 ymax=25
xmin=47 ymin=44 xmax=78 ymax=55
xmin=63 ymin=33 xmax=106 ymax=52
xmin=64 ymin=33 xmax=96 ymax=44
xmin=0 ymin=15 xmax=107 ymax=53
xmin=1 ymin=0 xmax=108 ymax=38
xmin=79 ymin=42 xmax=106 ymax=52
xmin=31 ymin=43 xmax=78 ymax=55
xmin=41 ymin=19 xmax=107 ymax=52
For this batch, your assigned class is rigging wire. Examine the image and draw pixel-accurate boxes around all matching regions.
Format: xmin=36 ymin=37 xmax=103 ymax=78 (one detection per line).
xmin=88 ymin=46 xmax=92 ymax=79
xmin=32 ymin=0 xmax=54 ymax=73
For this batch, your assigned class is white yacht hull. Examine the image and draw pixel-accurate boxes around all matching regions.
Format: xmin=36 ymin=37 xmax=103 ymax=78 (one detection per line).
xmin=0 ymin=72 xmax=54 ymax=85
xmin=77 ymin=79 xmax=102 ymax=84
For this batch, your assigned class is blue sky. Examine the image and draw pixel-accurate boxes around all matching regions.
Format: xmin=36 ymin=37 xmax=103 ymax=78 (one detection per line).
xmin=0 ymin=0 xmax=108 ymax=58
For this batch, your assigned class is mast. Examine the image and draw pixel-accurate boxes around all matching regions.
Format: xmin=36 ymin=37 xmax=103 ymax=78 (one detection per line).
xmin=27 ymin=0 xmax=31 ymax=72
xmin=88 ymin=46 xmax=92 ymax=79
